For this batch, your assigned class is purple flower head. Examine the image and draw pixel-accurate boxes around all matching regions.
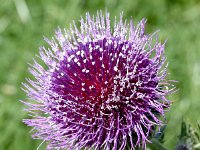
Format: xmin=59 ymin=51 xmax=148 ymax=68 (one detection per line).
xmin=22 ymin=11 xmax=175 ymax=150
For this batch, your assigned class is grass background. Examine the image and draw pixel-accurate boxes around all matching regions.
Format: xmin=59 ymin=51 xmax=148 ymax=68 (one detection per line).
xmin=0 ymin=0 xmax=200 ymax=149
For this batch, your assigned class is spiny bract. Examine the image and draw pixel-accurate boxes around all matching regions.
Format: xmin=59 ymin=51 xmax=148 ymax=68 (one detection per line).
xmin=22 ymin=11 xmax=175 ymax=150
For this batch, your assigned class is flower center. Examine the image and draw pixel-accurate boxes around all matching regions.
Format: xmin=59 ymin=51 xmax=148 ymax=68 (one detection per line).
xmin=50 ymin=37 xmax=157 ymax=126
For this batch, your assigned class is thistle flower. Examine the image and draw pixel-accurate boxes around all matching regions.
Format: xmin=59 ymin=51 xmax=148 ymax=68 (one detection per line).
xmin=22 ymin=11 xmax=174 ymax=150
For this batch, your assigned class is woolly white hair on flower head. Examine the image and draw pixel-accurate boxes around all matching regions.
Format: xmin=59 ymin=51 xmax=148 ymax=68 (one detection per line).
xmin=22 ymin=10 xmax=175 ymax=150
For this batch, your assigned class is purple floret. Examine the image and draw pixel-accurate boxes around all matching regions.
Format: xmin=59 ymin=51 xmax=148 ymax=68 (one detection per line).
xmin=22 ymin=11 xmax=175 ymax=150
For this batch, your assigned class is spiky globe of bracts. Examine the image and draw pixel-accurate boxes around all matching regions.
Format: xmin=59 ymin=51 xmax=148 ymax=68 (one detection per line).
xmin=22 ymin=11 xmax=174 ymax=150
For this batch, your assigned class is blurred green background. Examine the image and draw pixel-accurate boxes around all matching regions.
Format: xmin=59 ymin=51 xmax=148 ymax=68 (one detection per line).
xmin=0 ymin=0 xmax=200 ymax=149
